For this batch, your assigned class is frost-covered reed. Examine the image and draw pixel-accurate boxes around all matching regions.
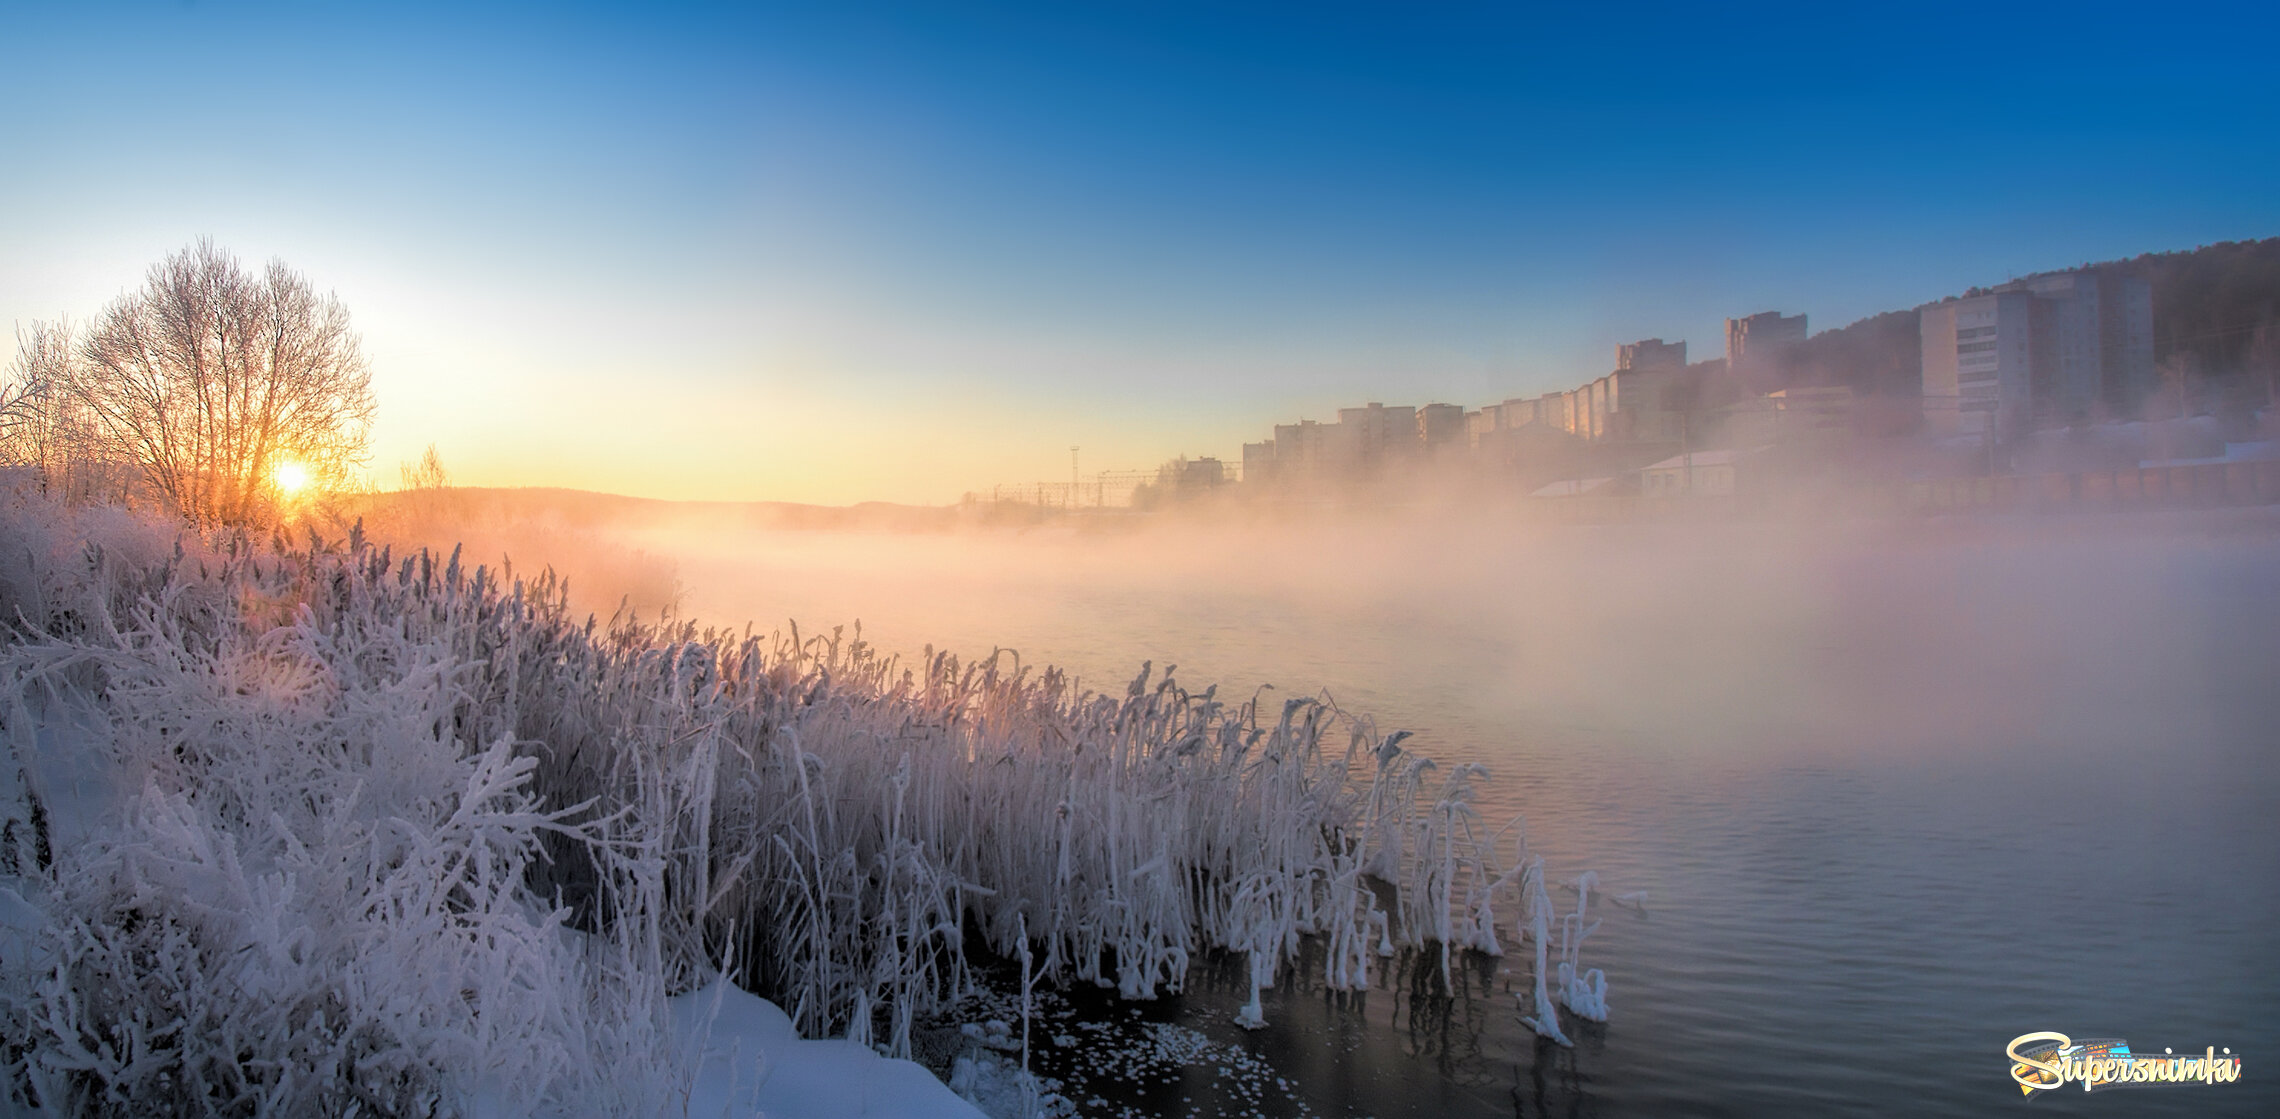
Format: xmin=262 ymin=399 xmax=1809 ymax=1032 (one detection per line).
xmin=0 ymin=497 xmax=691 ymax=1116
xmin=0 ymin=491 xmax=1612 ymax=1112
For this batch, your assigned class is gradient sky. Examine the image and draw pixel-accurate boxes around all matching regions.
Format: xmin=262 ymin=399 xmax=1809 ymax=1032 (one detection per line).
xmin=4 ymin=0 xmax=2275 ymax=504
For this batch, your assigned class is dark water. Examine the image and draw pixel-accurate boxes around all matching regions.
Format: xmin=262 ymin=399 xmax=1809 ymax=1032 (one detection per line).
xmin=663 ymin=509 xmax=2280 ymax=1116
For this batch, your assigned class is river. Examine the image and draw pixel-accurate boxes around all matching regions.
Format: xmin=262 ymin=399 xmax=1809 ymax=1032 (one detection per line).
xmin=641 ymin=506 xmax=2278 ymax=1116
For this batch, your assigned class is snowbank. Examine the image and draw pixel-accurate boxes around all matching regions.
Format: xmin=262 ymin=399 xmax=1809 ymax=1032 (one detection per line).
xmin=670 ymin=980 xmax=982 ymax=1119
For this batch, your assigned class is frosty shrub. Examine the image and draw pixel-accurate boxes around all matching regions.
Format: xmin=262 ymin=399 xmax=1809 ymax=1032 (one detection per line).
xmin=0 ymin=491 xmax=682 ymax=1116
xmin=0 ymin=487 xmax=1604 ymax=1113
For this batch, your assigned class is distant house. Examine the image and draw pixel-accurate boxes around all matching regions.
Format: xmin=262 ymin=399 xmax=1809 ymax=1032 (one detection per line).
xmin=1639 ymin=448 xmax=1759 ymax=496
xmin=1530 ymin=476 xmax=1617 ymax=498
xmin=2138 ymin=441 xmax=2280 ymax=469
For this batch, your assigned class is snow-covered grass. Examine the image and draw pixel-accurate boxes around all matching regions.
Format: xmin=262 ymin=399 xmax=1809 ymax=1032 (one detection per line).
xmin=0 ymin=490 xmax=1607 ymax=1115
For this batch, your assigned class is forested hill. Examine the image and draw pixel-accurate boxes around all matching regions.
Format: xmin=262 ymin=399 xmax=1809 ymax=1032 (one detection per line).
xmin=1777 ymin=236 xmax=2280 ymax=398
xmin=2091 ymin=238 xmax=2280 ymax=376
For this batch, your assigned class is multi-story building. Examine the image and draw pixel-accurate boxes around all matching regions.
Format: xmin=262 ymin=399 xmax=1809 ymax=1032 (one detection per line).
xmin=2095 ymin=275 xmax=2157 ymax=410
xmin=1180 ymin=457 xmax=1225 ymax=488
xmin=1605 ymin=369 xmax=1686 ymax=442
xmin=1918 ymin=268 xmax=2155 ymax=433
xmin=1616 ymin=338 xmax=1688 ymax=372
xmin=2010 ymin=271 xmax=2155 ymax=416
xmin=1271 ymin=420 xmax=1337 ymax=476
xmin=1920 ymin=290 xmax=2035 ymax=435
xmin=1335 ymin=403 xmax=1419 ymax=467
xmin=1546 ymin=390 xmax=1581 ymax=436
xmin=1601 ymin=340 xmax=1692 ymax=444
xmin=1464 ymin=399 xmax=1522 ymax=448
xmin=1241 ymin=441 xmax=1277 ymax=483
xmin=1416 ymin=403 xmax=1467 ymax=455
xmin=1466 ymin=405 xmax=1501 ymax=447
xmin=1726 ymin=311 xmax=1807 ymax=381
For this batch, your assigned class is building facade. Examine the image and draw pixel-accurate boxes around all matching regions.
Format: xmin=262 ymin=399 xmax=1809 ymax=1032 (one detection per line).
xmin=1919 ymin=268 xmax=2155 ymax=434
xmin=1271 ymin=420 xmax=1336 ymax=477
xmin=1616 ymin=337 xmax=1688 ymax=372
xmin=1920 ymin=290 xmax=2034 ymax=435
xmin=1242 ymin=440 xmax=1277 ymax=483
xmin=2011 ymin=271 xmax=2155 ymax=417
xmin=1416 ymin=403 xmax=1467 ymax=454
xmin=1336 ymin=403 xmax=1419 ymax=468
xmin=1725 ymin=311 xmax=1807 ymax=381
xmin=1606 ymin=367 xmax=1687 ymax=442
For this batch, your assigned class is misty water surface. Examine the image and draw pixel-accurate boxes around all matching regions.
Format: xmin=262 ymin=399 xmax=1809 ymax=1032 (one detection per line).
xmin=627 ymin=508 xmax=2278 ymax=1116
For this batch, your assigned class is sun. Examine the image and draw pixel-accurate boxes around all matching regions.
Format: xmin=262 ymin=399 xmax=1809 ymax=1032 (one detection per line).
xmin=272 ymin=460 xmax=312 ymax=496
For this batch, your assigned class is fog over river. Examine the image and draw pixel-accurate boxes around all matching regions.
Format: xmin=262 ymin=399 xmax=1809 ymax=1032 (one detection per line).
xmin=617 ymin=507 xmax=2277 ymax=1116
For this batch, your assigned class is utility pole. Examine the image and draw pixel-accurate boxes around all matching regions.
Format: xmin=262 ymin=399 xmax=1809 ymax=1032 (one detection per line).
xmin=1070 ymin=447 xmax=1079 ymax=510
xmin=1681 ymin=410 xmax=1695 ymax=496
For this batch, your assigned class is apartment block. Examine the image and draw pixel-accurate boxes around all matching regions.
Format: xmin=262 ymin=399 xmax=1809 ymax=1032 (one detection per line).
xmin=1726 ymin=311 xmax=1807 ymax=380
xmin=1616 ymin=337 xmax=1688 ymax=372
xmin=1336 ymin=402 xmax=1420 ymax=466
xmin=2009 ymin=271 xmax=2155 ymax=416
xmin=1919 ymin=268 xmax=2156 ymax=433
xmin=1603 ymin=366 xmax=1688 ymax=443
xmin=1920 ymin=290 xmax=2034 ymax=435
xmin=1242 ymin=440 xmax=1277 ymax=482
xmin=1417 ymin=403 xmax=1467 ymax=454
xmin=1272 ymin=420 xmax=1337 ymax=476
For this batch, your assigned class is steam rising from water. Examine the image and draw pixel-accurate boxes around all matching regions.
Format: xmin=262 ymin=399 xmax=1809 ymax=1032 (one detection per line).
xmin=585 ymin=507 xmax=2279 ymax=777
xmin=345 ymin=493 xmax=2280 ymax=1113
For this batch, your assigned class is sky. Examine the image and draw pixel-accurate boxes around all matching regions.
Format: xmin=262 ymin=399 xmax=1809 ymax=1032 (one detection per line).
xmin=3 ymin=0 xmax=2275 ymax=505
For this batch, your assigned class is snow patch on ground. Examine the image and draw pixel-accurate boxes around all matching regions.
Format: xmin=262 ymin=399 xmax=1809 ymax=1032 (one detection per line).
xmin=671 ymin=979 xmax=984 ymax=1119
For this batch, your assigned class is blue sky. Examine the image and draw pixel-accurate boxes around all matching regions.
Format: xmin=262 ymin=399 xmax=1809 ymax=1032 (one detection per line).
xmin=3 ymin=0 xmax=2274 ymax=502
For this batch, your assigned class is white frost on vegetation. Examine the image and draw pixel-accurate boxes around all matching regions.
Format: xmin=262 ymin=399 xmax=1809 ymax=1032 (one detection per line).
xmin=1553 ymin=871 xmax=1608 ymax=1023
xmin=0 ymin=487 xmax=1614 ymax=1112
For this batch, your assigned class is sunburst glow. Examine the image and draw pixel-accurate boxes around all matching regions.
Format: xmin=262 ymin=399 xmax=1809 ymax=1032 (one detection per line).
xmin=272 ymin=460 xmax=312 ymax=496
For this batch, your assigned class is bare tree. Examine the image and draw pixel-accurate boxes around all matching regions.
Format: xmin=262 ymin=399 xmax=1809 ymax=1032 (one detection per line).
xmin=2 ymin=320 xmax=94 ymax=495
xmin=398 ymin=442 xmax=452 ymax=524
xmin=2157 ymin=351 xmax=2200 ymax=421
xmin=57 ymin=240 xmax=376 ymax=527
xmin=2248 ymin=313 xmax=2280 ymax=407
xmin=0 ymin=333 xmax=48 ymax=454
xmin=399 ymin=442 xmax=450 ymax=493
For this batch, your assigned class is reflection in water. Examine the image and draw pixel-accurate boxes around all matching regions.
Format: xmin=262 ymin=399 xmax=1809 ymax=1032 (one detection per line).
xmin=1035 ymin=936 xmax=1644 ymax=1117
xmin=1029 ymin=942 xmax=1550 ymax=1117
